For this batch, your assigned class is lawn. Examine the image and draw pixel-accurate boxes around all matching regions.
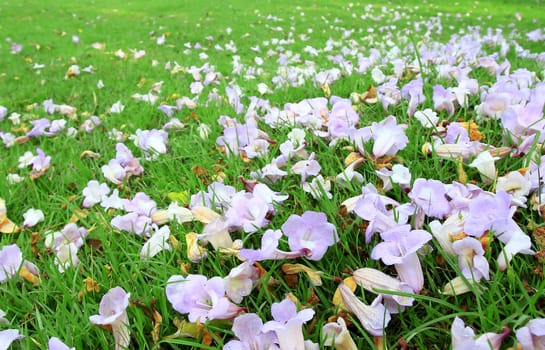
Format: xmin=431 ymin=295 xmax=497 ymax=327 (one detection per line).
xmin=1 ymin=0 xmax=545 ymax=349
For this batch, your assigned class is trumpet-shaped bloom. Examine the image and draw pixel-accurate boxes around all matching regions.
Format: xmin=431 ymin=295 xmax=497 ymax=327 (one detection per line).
xmin=224 ymin=313 xmax=278 ymax=350
xmin=45 ymin=223 xmax=88 ymax=251
xmin=339 ymin=283 xmax=390 ymax=337
xmin=281 ymin=211 xmax=338 ymax=261
xmin=0 ymin=329 xmax=24 ymax=350
xmin=0 ymin=244 xmax=23 ymax=283
xmin=89 ymin=287 xmax=131 ymax=350
xmin=452 ymin=237 xmax=489 ymax=281
xmin=291 ymin=152 xmax=321 ymax=182
xmin=408 ymin=178 xmax=451 ymax=219
xmin=371 ymin=224 xmax=432 ymax=293
xmin=451 ymin=317 xmax=509 ymax=350
xmin=352 ymin=268 xmax=414 ymax=307
xmin=166 ymin=274 xmax=243 ymax=322
xmin=223 ymin=262 xmax=259 ymax=303
xmin=238 ymin=229 xmax=308 ymax=263
xmin=468 ymin=151 xmax=499 ymax=184
xmin=140 ymin=225 xmax=172 ymax=260
xmin=516 ymin=318 xmax=545 ymax=349
xmin=48 ymin=337 xmax=75 ymax=350
xmin=262 ymin=299 xmax=315 ymax=350
xmin=322 ymin=317 xmax=358 ymax=350
xmin=370 ymin=116 xmax=409 ymax=158
xmin=82 ymin=180 xmax=110 ymax=208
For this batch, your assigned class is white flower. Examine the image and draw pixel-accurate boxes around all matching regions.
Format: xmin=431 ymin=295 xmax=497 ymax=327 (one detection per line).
xmin=6 ymin=174 xmax=24 ymax=184
xmin=18 ymin=151 xmax=35 ymax=168
xmin=371 ymin=67 xmax=386 ymax=84
xmin=197 ymin=123 xmax=211 ymax=140
xmin=257 ymin=83 xmax=271 ymax=95
xmin=140 ymin=225 xmax=171 ymax=260
xmin=302 ymin=175 xmax=332 ymax=199
xmin=54 ymin=243 xmax=79 ymax=272
xmin=82 ymin=180 xmax=110 ymax=208
xmin=97 ymin=80 xmax=104 ymax=89
xmin=414 ymin=109 xmax=439 ymax=128
xmin=109 ymin=101 xmax=125 ymax=113
xmin=23 ymin=208 xmax=44 ymax=228
xmin=468 ymin=151 xmax=499 ymax=184
xmin=496 ymin=171 xmax=531 ymax=207
xmin=287 ymin=128 xmax=306 ymax=146
xmin=0 ymin=309 xmax=8 ymax=324
xmin=391 ymin=164 xmax=411 ymax=187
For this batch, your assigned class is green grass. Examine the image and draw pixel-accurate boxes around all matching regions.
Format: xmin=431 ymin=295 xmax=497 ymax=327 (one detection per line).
xmin=1 ymin=0 xmax=545 ymax=349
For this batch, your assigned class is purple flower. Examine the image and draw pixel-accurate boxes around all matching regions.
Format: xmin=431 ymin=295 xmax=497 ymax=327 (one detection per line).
xmin=48 ymin=337 xmax=75 ymax=350
xmin=262 ymin=299 xmax=315 ymax=350
xmin=452 ymin=237 xmax=489 ymax=281
xmin=0 ymin=329 xmax=24 ymax=348
xmin=89 ymin=287 xmax=131 ymax=350
xmin=291 ymin=152 xmax=321 ymax=183
xmin=166 ymin=274 xmax=243 ymax=322
xmin=32 ymin=148 xmax=51 ymax=172
xmin=122 ymin=192 xmax=157 ymax=216
xmin=0 ymin=244 xmax=22 ymax=283
xmin=45 ymin=223 xmax=88 ymax=251
xmin=218 ymin=120 xmax=261 ymax=157
xmin=370 ymin=116 xmax=409 ymax=158
xmin=401 ymin=78 xmax=425 ymax=116
xmin=451 ymin=317 xmax=509 ymax=350
xmin=408 ymin=178 xmax=451 ymax=219
xmin=433 ymin=84 xmax=456 ymax=116
xmin=371 ymin=224 xmax=432 ymax=293
xmin=111 ymin=212 xmax=152 ymax=236
xmin=133 ymin=129 xmax=168 ymax=157
xmin=516 ymin=318 xmax=545 ymax=349
xmin=238 ymin=229 xmax=308 ymax=264
xmin=224 ymin=193 xmax=269 ymax=233
xmin=281 ymin=211 xmax=338 ymax=261
xmin=224 ymin=313 xmax=278 ymax=350
xmin=327 ymin=100 xmax=359 ymax=138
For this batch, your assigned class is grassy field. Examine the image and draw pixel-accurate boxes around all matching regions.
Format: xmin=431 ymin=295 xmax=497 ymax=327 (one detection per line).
xmin=1 ymin=0 xmax=545 ymax=349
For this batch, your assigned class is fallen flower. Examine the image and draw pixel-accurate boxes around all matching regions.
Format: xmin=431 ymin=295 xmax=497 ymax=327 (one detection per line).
xmin=322 ymin=317 xmax=358 ymax=350
xmin=281 ymin=211 xmax=338 ymax=261
xmin=166 ymin=274 xmax=243 ymax=322
xmin=451 ymin=316 xmax=509 ymax=350
xmin=89 ymin=286 xmax=131 ymax=350
xmin=0 ymin=329 xmax=24 ymax=350
xmin=140 ymin=225 xmax=172 ymax=260
xmin=339 ymin=283 xmax=390 ymax=337
xmin=516 ymin=318 xmax=545 ymax=349
xmin=23 ymin=208 xmax=44 ymax=228
xmin=48 ymin=337 xmax=76 ymax=350
xmin=262 ymin=299 xmax=315 ymax=350
xmin=223 ymin=313 xmax=278 ymax=350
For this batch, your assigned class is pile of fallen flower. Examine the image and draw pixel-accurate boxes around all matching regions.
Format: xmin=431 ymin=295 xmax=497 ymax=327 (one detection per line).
xmin=2 ymin=5 xmax=545 ymax=350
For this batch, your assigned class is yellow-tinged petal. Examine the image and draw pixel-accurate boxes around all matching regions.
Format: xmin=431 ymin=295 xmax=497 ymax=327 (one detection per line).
xmin=69 ymin=209 xmax=87 ymax=223
xmin=282 ymin=263 xmax=324 ymax=286
xmin=0 ymin=216 xmax=20 ymax=234
xmin=191 ymin=206 xmax=220 ymax=224
xmin=333 ymin=277 xmax=357 ymax=309
xmin=150 ymin=210 xmax=169 ymax=225
xmin=344 ymin=152 xmax=365 ymax=168
xmin=19 ymin=265 xmax=40 ymax=286
xmin=186 ymin=232 xmax=207 ymax=263
xmin=80 ymin=150 xmax=101 ymax=159
xmin=442 ymin=276 xmax=478 ymax=296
